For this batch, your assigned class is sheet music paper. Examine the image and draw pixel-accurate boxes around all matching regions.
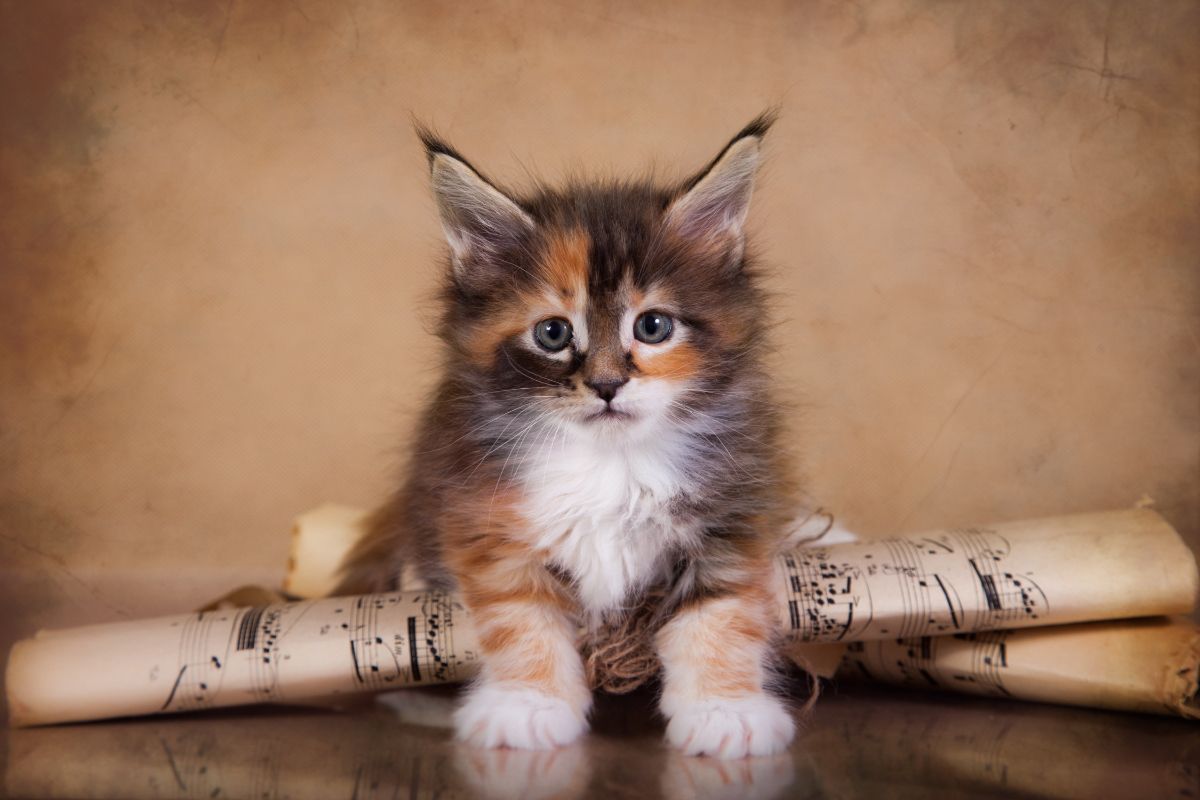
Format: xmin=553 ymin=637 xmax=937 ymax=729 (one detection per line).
xmin=775 ymin=509 xmax=1197 ymax=642
xmin=6 ymin=508 xmax=1197 ymax=726
xmin=6 ymin=591 xmax=480 ymax=727
xmin=840 ymin=617 xmax=1200 ymax=718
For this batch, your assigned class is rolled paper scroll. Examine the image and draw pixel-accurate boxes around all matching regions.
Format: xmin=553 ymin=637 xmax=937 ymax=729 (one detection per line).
xmin=840 ymin=616 xmax=1200 ymax=719
xmin=6 ymin=591 xmax=480 ymax=728
xmin=774 ymin=508 xmax=1197 ymax=643
xmin=283 ymin=504 xmax=370 ymax=599
xmin=6 ymin=508 xmax=1198 ymax=726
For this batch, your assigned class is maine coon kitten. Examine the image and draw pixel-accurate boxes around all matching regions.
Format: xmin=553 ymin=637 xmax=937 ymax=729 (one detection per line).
xmin=337 ymin=113 xmax=798 ymax=759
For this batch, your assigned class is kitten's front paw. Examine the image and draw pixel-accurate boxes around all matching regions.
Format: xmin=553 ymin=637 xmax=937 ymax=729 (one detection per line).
xmin=666 ymin=694 xmax=795 ymax=759
xmin=456 ymin=685 xmax=587 ymax=750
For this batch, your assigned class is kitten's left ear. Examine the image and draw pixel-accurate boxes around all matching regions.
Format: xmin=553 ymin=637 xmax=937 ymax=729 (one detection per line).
xmin=417 ymin=126 xmax=535 ymax=289
xmin=666 ymin=111 xmax=775 ymax=255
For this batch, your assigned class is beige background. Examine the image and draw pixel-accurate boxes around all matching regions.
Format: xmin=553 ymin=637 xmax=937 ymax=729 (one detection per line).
xmin=2 ymin=0 xmax=1197 ymax=653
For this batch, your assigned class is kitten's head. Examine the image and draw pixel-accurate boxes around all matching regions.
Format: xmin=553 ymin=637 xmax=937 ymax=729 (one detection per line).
xmin=424 ymin=114 xmax=775 ymax=444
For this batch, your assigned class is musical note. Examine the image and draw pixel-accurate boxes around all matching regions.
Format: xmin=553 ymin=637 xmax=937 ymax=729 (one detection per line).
xmin=843 ymin=630 xmax=1014 ymax=697
xmin=779 ymin=527 xmax=1048 ymax=643
xmin=160 ymin=612 xmax=238 ymax=713
xmin=148 ymin=589 xmax=481 ymax=717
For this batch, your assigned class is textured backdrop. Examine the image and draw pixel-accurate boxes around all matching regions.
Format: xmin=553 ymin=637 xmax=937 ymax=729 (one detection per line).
xmin=2 ymin=0 xmax=1197 ymax=647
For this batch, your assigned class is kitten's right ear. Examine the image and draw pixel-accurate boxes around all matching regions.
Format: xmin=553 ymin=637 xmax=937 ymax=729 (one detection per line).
xmin=665 ymin=111 xmax=774 ymax=263
xmin=418 ymin=127 xmax=534 ymax=286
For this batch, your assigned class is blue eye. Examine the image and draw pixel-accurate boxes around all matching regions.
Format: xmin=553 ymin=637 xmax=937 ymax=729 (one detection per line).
xmin=534 ymin=317 xmax=572 ymax=351
xmin=634 ymin=311 xmax=673 ymax=344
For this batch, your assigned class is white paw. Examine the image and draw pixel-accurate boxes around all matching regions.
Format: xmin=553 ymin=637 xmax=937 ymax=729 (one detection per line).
xmin=665 ymin=695 xmax=795 ymax=759
xmin=455 ymin=684 xmax=587 ymax=750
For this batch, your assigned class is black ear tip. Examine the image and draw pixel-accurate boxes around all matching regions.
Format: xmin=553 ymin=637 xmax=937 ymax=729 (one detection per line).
xmin=734 ymin=108 xmax=779 ymax=142
xmin=413 ymin=120 xmax=467 ymax=168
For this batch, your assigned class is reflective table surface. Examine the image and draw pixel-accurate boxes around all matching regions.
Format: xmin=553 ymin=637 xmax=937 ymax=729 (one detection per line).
xmin=3 ymin=683 xmax=1197 ymax=799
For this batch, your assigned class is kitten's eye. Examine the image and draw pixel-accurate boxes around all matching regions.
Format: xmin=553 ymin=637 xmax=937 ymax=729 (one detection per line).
xmin=533 ymin=317 xmax=573 ymax=352
xmin=633 ymin=311 xmax=674 ymax=344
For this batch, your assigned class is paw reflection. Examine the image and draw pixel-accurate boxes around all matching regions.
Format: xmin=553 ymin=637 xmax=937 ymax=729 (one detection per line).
xmin=661 ymin=751 xmax=796 ymax=800
xmin=454 ymin=744 xmax=591 ymax=800
xmin=374 ymin=687 xmax=458 ymax=728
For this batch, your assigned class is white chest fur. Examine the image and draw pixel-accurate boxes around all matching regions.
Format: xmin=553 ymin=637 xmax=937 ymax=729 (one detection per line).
xmin=518 ymin=428 xmax=700 ymax=613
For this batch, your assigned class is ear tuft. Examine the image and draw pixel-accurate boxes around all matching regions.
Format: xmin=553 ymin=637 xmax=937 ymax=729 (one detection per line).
xmin=725 ymin=108 xmax=777 ymax=148
xmin=667 ymin=111 xmax=775 ymax=251
xmin=415 ymin=122 xmax=476 ymax=171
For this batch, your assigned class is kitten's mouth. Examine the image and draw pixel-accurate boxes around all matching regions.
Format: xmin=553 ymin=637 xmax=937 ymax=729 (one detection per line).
xmin=587 ymin=406 xmax=632 ymax=422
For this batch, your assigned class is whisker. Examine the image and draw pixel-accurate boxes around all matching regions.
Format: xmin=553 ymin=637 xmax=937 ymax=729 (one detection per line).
xmin=502 ymin=348 xmax=559 ymax=387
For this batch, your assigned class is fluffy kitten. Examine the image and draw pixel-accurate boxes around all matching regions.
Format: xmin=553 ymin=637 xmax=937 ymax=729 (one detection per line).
xmin=338 ymin=113 xmax=798 ymax=758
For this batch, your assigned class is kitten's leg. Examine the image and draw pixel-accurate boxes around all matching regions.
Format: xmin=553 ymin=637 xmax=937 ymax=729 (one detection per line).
xmin=656 ymin=585 xmax=795 ymax=759
xmin=453 ymin=560 xmax=590 ymax=750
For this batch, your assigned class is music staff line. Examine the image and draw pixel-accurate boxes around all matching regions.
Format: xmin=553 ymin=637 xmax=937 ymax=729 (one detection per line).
xmin=779 ymin=529 xmax=1052 ymax=644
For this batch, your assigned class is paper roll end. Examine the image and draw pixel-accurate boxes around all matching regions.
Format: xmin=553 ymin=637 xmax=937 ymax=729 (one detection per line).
xmin=6 ymin=637 xmax=40 ymax=728
xmin=284 ymin=503 xmax=370 ymax=598
xmin=1164 ymin=622 xmax=1200 ymax=720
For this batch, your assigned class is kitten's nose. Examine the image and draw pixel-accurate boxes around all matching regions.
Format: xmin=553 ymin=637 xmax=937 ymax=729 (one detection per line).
xmin=585 ymin=377 xmax=628 ymax=403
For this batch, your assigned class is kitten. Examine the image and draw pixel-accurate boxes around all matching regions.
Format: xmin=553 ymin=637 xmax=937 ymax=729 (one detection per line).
xmin=337 ymin=113 xmax=798 ymax=759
